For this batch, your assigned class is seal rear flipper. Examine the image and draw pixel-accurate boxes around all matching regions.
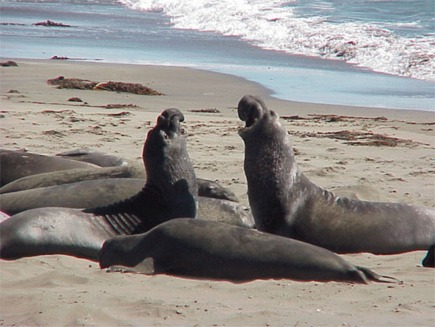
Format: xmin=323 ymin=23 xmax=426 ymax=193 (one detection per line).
xmin=105 ymin=258 xmax=155 ymax=275
xmin=422 ymin=245 xmax=434 ymax=267
xmin=356 ymin=266 xmax=401 ymax=284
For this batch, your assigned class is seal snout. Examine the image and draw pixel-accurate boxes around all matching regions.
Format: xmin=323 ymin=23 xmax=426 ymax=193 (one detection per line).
xmin=237 ymin=95 xmax=266 ymax=128
xmin=157 ymin=108 xmax=184 ymax=133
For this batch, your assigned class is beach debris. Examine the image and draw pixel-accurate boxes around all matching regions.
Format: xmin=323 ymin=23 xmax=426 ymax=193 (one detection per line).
xmin=34 ymin=20 xmax=71 ymax=27
xmin=299 ymin=130 xmax=419 ymax=147
xmin=282 ymin=114 xmax=388 ymax=123
xmin=47 ymin=76 xmax=162 ymax=95
xmin=1 ymin=61 xmax=18 ymax=67
xmin=51 ymin=56 xmax=69 ymax=60
xmin=47 ymin=76 xmax=96 ymax=90
xmin=94 ymin=81 xmax=162 ymax=95
xmin=67 ymin=97 xmax=83 ymax=102
xmin=189 ymin=108 xmax=220 ymax=113
xmin=7 ymin=90 xmax=20 ymax=93
xmin=107 ymin=111 xmax=132 ymax=117
xmin=104 ymin=104 xmax=139 ymax=109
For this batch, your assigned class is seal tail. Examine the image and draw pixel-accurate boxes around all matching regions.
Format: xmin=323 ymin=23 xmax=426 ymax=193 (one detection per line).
xmin=356 ymin=266 xmax=401 ymax=284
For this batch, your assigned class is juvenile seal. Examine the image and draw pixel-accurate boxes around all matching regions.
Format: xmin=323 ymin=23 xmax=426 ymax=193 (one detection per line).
xmin=56 ymin=148 xmax=131 ymax=167
xmin=0 ymin=166 xmax=141 ymax=194
xmin=0 ymin=108 xmax=198 ymax=261
xmin=0 ymin=149 xmax=100 ymax=186
xmin=0 ymin=179 xmax=253 ymax=228
xmin=99 ymin=218 xmax=396 ymax=284
xmin=0 ymin=151 xmax=238 ymax=202
xmin=238 ymin=95 xmax=435 ymax=266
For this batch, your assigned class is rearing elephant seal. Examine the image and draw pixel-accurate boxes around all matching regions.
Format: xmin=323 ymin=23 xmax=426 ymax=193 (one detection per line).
xmin=100 ymin=218 xmax=397 ymax=284
xmin=0 ymin=108 xmax=198 ymax=261
xmin=238 ymin=95 xmax=435 ymax=267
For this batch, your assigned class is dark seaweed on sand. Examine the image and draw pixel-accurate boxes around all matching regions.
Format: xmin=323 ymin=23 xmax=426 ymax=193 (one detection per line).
xmin=47 ymin=76 xmax=163 ymax=95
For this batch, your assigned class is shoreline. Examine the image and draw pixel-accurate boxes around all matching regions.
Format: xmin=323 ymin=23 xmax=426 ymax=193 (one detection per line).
xmin=1 ymin=58 xmax=434 ymax=326
xmin=2 ymin=58 xmax=434 ymax=120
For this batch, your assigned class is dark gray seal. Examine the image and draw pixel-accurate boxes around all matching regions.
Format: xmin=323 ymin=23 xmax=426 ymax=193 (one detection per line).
xmin=0 ymin=108 xmax=198 ymax=261
xmin=0 ymin=149 xmax=100 ymax=186
xmin=99 ymin=218 xmax=397 ymax=284
xmin=238 ymin=95 xmax=435 ymax=267
xmin=0 ymin=179 xmax=253 ymax=228
xmin=0 ymin=166 xmax=141 ymax=194
xmin=0 ymin=151 xmax=238 ymax=202
xmin=56 ymin=148 xmax=131 ymax=167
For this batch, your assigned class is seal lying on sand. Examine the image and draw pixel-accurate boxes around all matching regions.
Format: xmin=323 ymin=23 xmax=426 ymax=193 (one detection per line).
xmin=0 ymin=179 xmax=254 ymax=228
xmin=56 ymin=148 xmax=131 ymax=167
xmin=238 ymin=95 xmax=435 ymax=267
xmin=0 ymin=149 xmax=100 ymax=186
xmin=0 ymin=166 xmax=140 ymax=194
xmin=0 ymin=150 xmax=238 ymax=202
xmin=99 ymin=218 xmax=397 ymax=284
xmin=0 ymin=108 xmax=198 ymax=261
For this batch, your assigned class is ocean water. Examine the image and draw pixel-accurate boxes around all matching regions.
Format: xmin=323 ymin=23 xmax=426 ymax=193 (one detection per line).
xmin=1 ymin=0 xmax=434 ymax=111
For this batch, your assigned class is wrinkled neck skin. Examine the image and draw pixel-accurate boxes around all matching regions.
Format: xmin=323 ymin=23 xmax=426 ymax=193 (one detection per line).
xmin=87 ymin=123 xmax=198 ymax=234
xmin=240 ymin=108 xmax=316 ymax=237
xmin=143 ymin=127 xmax=198 ymax=216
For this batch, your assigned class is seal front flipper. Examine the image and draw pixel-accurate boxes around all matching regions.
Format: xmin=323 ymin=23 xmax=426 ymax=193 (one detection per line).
xmin=104 ymin=258 xmax=155 ymax=275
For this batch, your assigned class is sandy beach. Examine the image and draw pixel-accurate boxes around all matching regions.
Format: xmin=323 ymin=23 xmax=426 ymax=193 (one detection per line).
xmin=1 ymin=59 xmax=434 ymax=326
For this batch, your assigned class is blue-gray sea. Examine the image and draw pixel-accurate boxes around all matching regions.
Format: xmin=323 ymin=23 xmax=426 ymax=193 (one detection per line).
xmin=1 ymin=0 xmax=434 ymax=111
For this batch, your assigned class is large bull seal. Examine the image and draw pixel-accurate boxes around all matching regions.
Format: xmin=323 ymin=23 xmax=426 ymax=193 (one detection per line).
xmin=0 ymin=108 xmax=198 ymax=261
xmin=237 ymin=95 xmax=435 ymax=267
xmin=99 ymin=218 xmax=397 ymax=284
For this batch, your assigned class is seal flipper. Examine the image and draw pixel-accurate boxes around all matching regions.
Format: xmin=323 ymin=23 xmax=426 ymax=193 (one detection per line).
xmin=104 ymin=258 xmax=155 ymax=275
xmin=356 ymin=266 xmax=401 ymax=284
xmin=422 ymin=245 xmax=434 ymax=267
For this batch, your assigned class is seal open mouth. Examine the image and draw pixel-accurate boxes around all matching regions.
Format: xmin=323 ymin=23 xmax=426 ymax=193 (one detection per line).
xmin=237 ymin=95 xmax=268 ymax=133
xmin=156 ymin=108 xmax=185 ymax=137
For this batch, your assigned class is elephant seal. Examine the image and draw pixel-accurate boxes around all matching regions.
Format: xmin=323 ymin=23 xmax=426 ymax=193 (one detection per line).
xmin=0 ymin=166 xmax=142 ymax=194
xmin=0 ymin=108 xmax=198 ymax=261
xmin=0 ymin=151 xmax=238 ymax=202
xmin=99 ymin=218 xmax=396 ymax=284
xmin=56 ymin=148 xmax=130 ymax=167
xmin=0 ymin=149 xmax=100 ymax=186
xmin=238 ymin=95 xmax=435 ymax=267
xmin=0 ymin=179 xmax=253 ymax=228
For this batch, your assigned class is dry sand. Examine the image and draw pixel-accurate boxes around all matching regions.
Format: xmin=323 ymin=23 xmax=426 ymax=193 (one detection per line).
xmin=1 ymin=59 xmax=434 ymax=326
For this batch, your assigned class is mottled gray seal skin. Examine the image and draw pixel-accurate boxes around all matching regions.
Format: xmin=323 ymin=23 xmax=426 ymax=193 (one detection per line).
xmin=0 ymin=179 xmax=146 ymax=215
xmin=56 ymin=149 xmax=130 ymax=167
xmin=238 ymin=95 xmax=435 ymax=267
xmin=99 ymin=218 xmax=396 ymax=284
xmin=0 ymin=179 xmax=253 ymax=228
xmin=0 ymin=149 xmax=100 ymax=186
xmin=0 ymin=166 xmax=239 ymax=202
xmin=197 ymin=178 xmax=239 ymax=202
xmin=0 ymin=166 xmax=142 ymax=194
xmin=0 ymin=108 xmax=198 ymax=261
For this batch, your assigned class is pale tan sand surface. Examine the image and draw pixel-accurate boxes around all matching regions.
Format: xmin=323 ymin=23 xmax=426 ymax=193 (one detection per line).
xmin=1 ymin=59 xmax=434 ymax=326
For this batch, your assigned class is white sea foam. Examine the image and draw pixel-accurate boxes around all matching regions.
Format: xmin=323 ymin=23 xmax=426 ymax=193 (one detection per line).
xmin=120 ymin=0 xmax=435 ymax=81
